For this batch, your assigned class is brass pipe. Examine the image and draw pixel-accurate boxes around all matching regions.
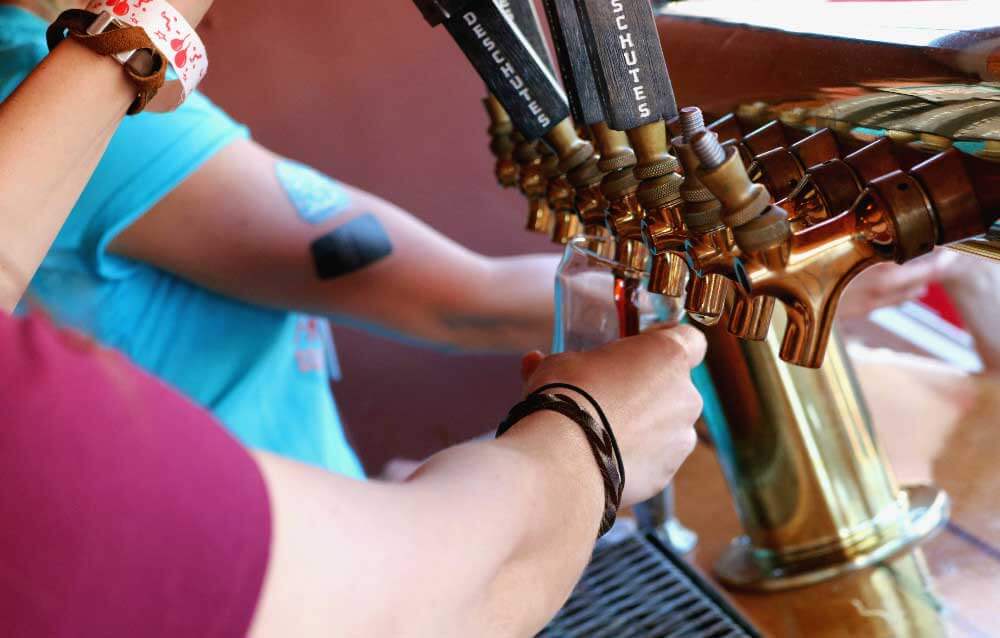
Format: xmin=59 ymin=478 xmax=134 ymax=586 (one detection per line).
xmin=700 ymin=308 xmax=949 ymax=590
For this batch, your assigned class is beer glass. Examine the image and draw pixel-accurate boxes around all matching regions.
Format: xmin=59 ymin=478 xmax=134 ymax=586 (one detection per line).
xmin=553 ymin=235 xmax=697 ymax=553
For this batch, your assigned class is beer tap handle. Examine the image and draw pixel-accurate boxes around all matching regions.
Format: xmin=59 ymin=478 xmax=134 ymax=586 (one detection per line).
xmin=573 ymin=0 xmax=678 ymax=131
xmin=413 ymin=0 xmax=569 ymax=141
xmin=540 ymin=0 xmax=605 ymax=128
xmin=501 ymin=0 xmax=558 ymax=75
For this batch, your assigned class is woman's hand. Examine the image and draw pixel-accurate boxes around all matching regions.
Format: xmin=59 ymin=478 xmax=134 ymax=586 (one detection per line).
xmin=519 ymin=325 xmax=706 ymax=506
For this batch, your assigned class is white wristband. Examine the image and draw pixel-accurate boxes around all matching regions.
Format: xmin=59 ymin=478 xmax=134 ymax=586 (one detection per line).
xmin=85 ymin=0 xmax=208 ymax=112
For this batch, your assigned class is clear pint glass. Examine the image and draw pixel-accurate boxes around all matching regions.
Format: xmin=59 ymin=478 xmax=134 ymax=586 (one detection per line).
xmin=552 ymin=235 xmax=697 ymax=552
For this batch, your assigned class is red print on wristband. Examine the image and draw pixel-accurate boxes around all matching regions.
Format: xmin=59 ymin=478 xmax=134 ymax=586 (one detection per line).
xmin=106 ymin=0 xmax=130 ymax=16
xmin=172 ymin=34 xmax=191 ymax=68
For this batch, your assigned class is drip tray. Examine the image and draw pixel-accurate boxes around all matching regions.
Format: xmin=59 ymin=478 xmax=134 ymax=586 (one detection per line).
xmin=539 ymin=532 xmax=759 ymax=638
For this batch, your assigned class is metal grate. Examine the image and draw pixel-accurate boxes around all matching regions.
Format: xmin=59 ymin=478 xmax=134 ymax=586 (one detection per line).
xmin=539 ymin=533 xmax=759 ymax=638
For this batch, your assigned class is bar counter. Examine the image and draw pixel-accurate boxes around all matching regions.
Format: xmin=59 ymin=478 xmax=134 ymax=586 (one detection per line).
xmin=674 ymin=346 xmax=1000 ymax=636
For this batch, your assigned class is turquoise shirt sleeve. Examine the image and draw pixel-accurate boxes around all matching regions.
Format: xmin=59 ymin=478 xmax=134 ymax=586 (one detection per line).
xmin=56 ymin=92 xmax=250 ymax=279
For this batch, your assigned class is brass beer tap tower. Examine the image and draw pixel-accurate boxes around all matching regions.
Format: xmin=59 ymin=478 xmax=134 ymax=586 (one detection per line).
xmin=416 ymin=0 xmax=1000 ymax=594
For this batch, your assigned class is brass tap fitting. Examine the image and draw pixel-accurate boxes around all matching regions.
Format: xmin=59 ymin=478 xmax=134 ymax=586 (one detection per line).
xmin=546 ymin=172 xmax=582 ymax=245
xmin=543 ymin=119 xmax=604 ymax=245
xmin=625 ymin=120 xmax=686 ymax=296
xmin=751 ymin=128 xmax=841 ymax=202
xmin=514 ymin=134 xmax=554 ymax=234
xmin=572 ymin=121 xmax=633 ymax=242
xmin=588 ymin=123 xmax=647 ymax=275
xmin=657 ymin=106 xmax=730 ymax=323
xmin=482 ymin=95 xmax=519 ymax=188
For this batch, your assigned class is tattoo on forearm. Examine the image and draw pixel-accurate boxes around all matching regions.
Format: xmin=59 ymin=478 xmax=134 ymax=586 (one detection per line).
xmin=311 ymin=214 xmax=393 ymax=280
xmin=276 ymin=158 xmax=351 ymax=225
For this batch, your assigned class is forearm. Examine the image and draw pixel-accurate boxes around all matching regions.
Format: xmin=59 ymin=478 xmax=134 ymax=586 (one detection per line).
xmin=436 ymin=254 xmax=559 ymax=353
xmin=0 ymin=38 xmax=133 ymax=311
xmin=112 ymin=145 xmax=561 ymax=352
xmin=251 ymin=411 xmax=602 ymax=638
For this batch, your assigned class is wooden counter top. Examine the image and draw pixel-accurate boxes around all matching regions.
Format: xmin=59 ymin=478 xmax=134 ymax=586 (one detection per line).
xmin=673 ymin=345 xmax=1000 ymax=637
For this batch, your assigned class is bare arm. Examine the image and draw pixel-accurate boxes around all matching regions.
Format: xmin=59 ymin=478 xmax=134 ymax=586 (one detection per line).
xmin=249 ymin=327 xmax=705 ymax=637
xmin=0 ymin=0 xmax=211 ymax=312
xmin=109 ymin=140 xmax=559 ymax=353
xmin=0 ymin=38 xmax=133 ymax=311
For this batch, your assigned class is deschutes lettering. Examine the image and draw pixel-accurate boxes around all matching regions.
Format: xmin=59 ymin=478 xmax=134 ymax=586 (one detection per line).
xmin=463 ymin=11 xmax=552 ymax=128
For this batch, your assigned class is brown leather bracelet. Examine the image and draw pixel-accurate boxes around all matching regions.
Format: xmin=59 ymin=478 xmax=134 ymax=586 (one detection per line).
xmin=46 ymin=9 xmax=167 ymax=115
xmin=497 ymin=385 xmax=625 ymax=538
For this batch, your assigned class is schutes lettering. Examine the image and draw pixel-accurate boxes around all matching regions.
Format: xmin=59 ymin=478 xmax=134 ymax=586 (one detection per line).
xmin=463 ymin=11 xmax=552 ymax=128
xmin=609 ymin=1 xmax=650 ymax=119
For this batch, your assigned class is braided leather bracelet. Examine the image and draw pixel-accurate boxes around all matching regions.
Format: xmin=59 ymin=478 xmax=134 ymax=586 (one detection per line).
xmin=497 ymin=383 xmax=625 ymax=538
xmin=47 ymin=9 xmax=167 ymax=115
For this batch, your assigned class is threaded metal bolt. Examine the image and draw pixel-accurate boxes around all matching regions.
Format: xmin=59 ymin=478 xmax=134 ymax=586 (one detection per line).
xmin=691 ymin=129 xmax=727 ymax=169
xmin=680 ymin=107 xmax=705 ymax=143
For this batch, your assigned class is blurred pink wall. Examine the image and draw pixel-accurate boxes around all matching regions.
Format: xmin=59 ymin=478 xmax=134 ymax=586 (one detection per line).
xmin=197 ymin=2 xmax=561 ymax=473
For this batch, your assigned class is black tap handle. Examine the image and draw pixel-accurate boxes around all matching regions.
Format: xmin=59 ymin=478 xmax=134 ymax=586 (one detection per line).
xmin=417 ymin=0 xmax=570 ymax=140
xmin=501 ymin=0 xmax=557 ymax=74
xmin=413 ymin=0 xmax=469 ymax=25
xmin=573 ymin=0 xmax=678 ymax=131
xmin=541 ymin=0 xmax=605 ymax=126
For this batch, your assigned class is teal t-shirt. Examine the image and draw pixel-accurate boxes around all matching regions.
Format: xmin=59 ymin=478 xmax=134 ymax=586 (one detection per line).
xmin=1 ymin=7 xmax=364 ymax=479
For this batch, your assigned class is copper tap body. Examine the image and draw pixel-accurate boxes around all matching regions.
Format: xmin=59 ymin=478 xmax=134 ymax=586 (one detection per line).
xmin=735 ymin=119 xmax=791 ymax=169
xmin=693 ymin=131 xmax=974 ymax=368
xmin=781 ymin=137 xmax=901 ymax=229
xmin=725 ymin=163 xmax=959 ymax=368
xmin=751 ymin=128 xmax=842 ymax=203
xmin=682 ymin=224 xmax=773 ymax=339
xmin=582 ymin=122 xmax=647 ymax=275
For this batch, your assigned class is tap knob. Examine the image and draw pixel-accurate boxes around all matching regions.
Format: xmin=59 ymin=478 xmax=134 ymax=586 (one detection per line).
xmin=499 ymin=0 xmax=558 ymax=75
xmin=692 ymin=129 xmax=790 ymax=252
